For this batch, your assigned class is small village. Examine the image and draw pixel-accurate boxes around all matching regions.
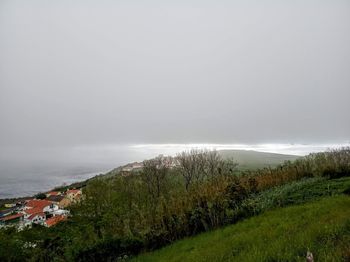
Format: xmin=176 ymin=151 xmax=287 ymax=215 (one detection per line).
xmin=0 ymin=188 xmax=82 ymax=230
xmin=120 ymin=155 xmax=180 ymax=174
xmin=0 ymin=156 xmax=180 ymax=230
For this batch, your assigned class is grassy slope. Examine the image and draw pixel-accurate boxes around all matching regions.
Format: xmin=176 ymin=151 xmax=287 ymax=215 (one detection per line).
xmin=244 ymin=176 xmax=350 ymax=212
xmin=133 ymin=195 xmax=350 ymax=262
xmin=218 ymin=150 xmax=300 ymax=170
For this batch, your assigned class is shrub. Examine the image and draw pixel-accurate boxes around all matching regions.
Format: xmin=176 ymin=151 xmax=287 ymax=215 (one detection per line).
xmin=343 ymin=187 xmax=350 ymax=195
xmin=35 ymin=193 xmax=47 ymax=199
xmin=74 ymin=237 xmax=143 ymax=262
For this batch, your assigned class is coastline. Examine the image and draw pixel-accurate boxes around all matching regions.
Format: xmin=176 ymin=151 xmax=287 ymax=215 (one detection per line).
xmin=0 ymin=169 xmax=109 ymax=201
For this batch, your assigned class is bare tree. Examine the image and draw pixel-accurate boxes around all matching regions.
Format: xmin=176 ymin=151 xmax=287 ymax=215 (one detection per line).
xmin=142 ymin=156 xmax=169 ymax=200
xmin=177 ymin=149 xmax=236 ymax=190
xmin=177 ymin=150 xmax=196 ymax=190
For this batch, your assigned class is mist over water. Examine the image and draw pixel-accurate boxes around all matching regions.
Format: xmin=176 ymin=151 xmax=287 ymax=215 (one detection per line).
xmin=1 ymin=142 xmax=348 ymax=199
xmin=1 ymin=1 xmax=349 ymax=199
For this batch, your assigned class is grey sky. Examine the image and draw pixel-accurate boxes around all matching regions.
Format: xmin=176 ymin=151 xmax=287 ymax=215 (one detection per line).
xmin=1 ymin=0 xmax=350 ymax=148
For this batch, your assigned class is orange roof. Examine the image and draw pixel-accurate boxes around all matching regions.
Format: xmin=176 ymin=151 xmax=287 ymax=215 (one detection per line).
xmin=66 ymin=189 xmax=81 ymax=195
xmin=25 ymin=208 xmax=43 ymax=215
xmin=47 ymin=191 xmax=60 ymax=196
xmin=28 ymin=212 xmax=45 ymax=220
xmin=45 ymin=215 xmax=66 ymax=227
xmin=0 ymin=213 xmax=24 ymax=221
xmin=26 ymin=199 xmax=52 ymax=209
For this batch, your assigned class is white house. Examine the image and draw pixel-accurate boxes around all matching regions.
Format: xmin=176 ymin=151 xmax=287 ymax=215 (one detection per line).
xmin=27 ymin=212 xmax=46 ymax=225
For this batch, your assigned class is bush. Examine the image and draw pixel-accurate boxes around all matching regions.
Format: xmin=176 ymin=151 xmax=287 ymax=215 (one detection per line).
xmin=343 ymin=187 xmax=350 ymax=195
xmin=35 ymin=193 xmax=47 ymax=199
xmin=74 ymin=237 xmax=143 ymax=262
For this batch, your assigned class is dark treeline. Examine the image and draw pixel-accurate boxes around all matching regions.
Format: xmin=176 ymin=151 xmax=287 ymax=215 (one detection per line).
xmin=1 ymin=148 xmax=350 ymax=261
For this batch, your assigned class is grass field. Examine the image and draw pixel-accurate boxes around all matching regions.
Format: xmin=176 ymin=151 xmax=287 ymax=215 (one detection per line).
xmin=242 ymin=176 xmax=350 ymax=213
xmin=218 ymin=150 xmax=300 ymax=170
xmin=132 ymin=195 xmax=350 ymax=262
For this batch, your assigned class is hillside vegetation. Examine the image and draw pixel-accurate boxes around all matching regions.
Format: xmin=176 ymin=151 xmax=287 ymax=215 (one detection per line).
xmin=218 ymin=149 xmax=300 ymax=170
xmin=105 ymin=150 xmax=300 ymax=178
xmin=0 ymin=148 xmax=349 ymax=261
xmin=133 ymin=195 xmax=350 ymax=262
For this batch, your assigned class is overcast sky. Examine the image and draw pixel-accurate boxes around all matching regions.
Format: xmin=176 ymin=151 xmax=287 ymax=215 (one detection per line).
xmin=1 ymin=0 xmax=350 ymax=149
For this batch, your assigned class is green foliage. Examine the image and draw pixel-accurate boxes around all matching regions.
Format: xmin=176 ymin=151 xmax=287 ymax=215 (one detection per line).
xmin=1 ymin=148 xmax=350 ymax=261
xmin=0 ymin=227 xmax=29 ymax=261
xmin=132 ymin=195 xmax=350 ymax=262
xmin=240 ymin=176 xmax=350 ymax=216
xmin=344 ymin=187 xmax=350 ymax=195
xmin=34 ymin=193 xmax=47 ymax=200
xmin=74 ymin=237 xmax=143 ymax=262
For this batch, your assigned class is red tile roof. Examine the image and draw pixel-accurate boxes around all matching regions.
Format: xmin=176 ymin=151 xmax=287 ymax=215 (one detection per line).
xmin=45 ymin=215 xmax=66 ymax=227
xmin=47 ymin=191 xmax=60 ymax=196
xmin=26 ymin=199 xmax=52 ymax=209
xmin=0 ymin=213 xmax=24 ymax=221
xmin=66 ymin=189 xmax=81 ymax=195
xmin=25 ymin=208 xmax=43 ymax=216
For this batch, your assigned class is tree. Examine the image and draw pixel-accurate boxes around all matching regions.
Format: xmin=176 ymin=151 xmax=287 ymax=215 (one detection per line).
xmin=177 ymin=149 xmax=237 ymax=190
xmin=142 ymin=156 xmax=170 ymax=200
xmin=177 ymin=149 xmax=201 ymax=191
xmin=35 ymin=193 xmax=47 ymax=199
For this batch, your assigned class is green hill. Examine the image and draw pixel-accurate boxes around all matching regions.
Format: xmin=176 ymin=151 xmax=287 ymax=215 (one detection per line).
xmin=1 ymin=148 xmax=349 ymax=261
xmin=105 ymin=150 xmax=300 ymax=177
xmin=218 ymin=150 xmax=300 ymax=170
xmin=133 ymin=194 xmax=350 ymax=262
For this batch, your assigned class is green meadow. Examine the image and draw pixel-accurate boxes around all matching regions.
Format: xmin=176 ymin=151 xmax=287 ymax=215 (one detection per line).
xmin=133 ymin=195 xmax=350 ymax=262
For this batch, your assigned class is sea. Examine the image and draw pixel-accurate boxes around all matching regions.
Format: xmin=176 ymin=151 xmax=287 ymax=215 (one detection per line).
xmin=0 ymin=143 xmax=348 ymax=199
xmin=0 ymin=163 xmax=112 ymax=199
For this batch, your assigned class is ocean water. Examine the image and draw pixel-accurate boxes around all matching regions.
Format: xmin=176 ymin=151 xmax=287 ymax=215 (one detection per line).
xmin=0 ymin=163 xmax=114 ymax=199
xmin=0 ymin=143 xmax=348 ymax=199
xmin=0 ymin=146 xmax=127 ymax=199
xmin=0 ymin=144 xmax=149 ymax=199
